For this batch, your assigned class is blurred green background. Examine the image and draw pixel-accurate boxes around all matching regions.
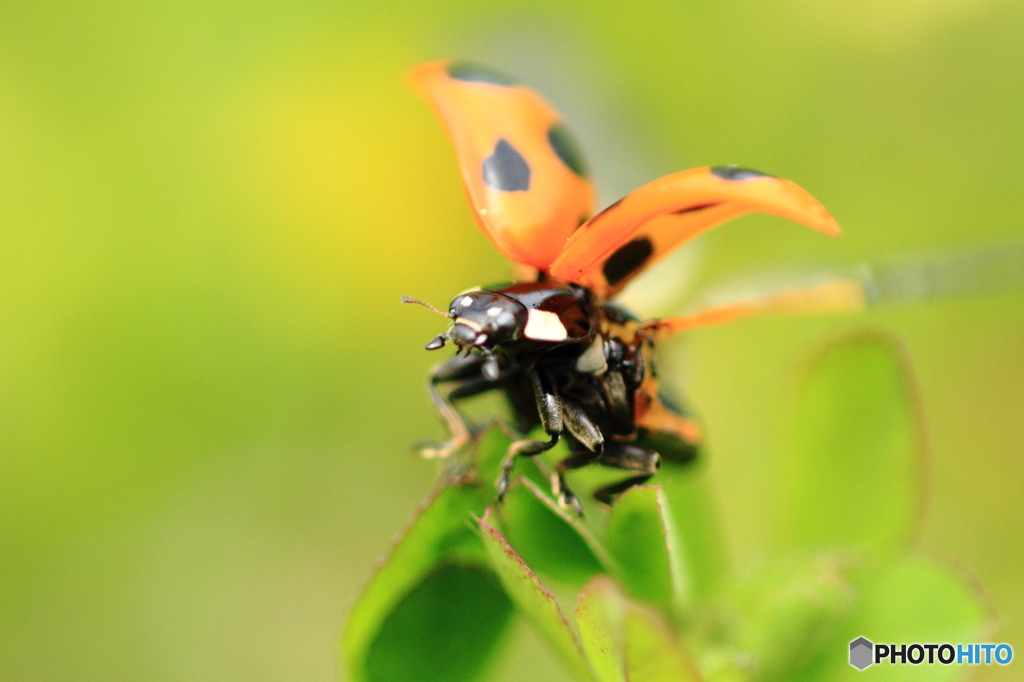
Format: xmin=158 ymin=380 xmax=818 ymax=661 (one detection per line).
xmin=1 ymin=1 xmax=1021 ymax=680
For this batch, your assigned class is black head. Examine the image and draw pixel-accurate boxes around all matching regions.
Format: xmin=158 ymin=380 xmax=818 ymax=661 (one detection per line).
xmin=445 ymin=290 xmax=528 ymax=350
xmin=401 ymin=291 xmax=528 ymax=380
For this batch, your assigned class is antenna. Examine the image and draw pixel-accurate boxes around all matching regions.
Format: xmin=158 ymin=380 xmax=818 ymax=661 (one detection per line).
xmin=401 ymin=295 xmax=452 ymax=318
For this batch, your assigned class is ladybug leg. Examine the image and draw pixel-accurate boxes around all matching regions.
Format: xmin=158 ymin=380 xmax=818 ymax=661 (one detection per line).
xmin=418 ymin=353 xmax=489 ymax=459
xmin=431 ymin=349 xmax=489 ymax=382
xmin=593 ymin=475 xmax=654 ymax=505
xmin=632 ymin=428 xmax=698 ymax=465
xmin=552 ymin=448 xmax=599 ymax=517
xmin=592 ymin=442 xmax=661 ymax=505
xmin=634 ymin=390 xmax=702 ymax=464
xmin=549 ymin=400 xmax=605 ymax=516
xmin=497 ymin=369 xmax=562 ymax=501
xmin=561 ymin=400 xmax=604 ymax=452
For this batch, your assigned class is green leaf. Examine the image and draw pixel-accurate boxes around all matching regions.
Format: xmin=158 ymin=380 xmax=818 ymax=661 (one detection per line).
xmin=497 ymin=477 xmax=609 ymax=586
xmin=660 ymin=460 xmax=730 ymax=599
xmin=576 ymin=577 xmax=627 ymax=682
xmin=344 ymin=482 xmax=511 ymax=682
xmin=576 ymin=576 xmax=703 ymax=682
xmin=362 ymin=564 xmax=514 ymax=682
xmin=623 ymin=601 xmax=704 ymax=682
xmin=778 ymin=333 xmax=924 ymax=551
xmin=606 ymin=485 xmax=690 ymax=615
xmin=796 ymin=554 xmax=993 ymax=682
xmin=729 ymin=551 xmax=857 ymax=681
xmin=479 ymin=509 xmax=595 ymax=682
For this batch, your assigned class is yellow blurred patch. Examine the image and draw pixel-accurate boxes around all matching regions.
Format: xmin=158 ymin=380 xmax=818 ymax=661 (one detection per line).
xmin=215 ymin=34 xmax=471 ymax=298
xmin=788 ymin=0 xmax=1000 ymax=47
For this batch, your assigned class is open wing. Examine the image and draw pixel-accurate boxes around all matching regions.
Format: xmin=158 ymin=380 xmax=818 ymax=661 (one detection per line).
xmin=410 ymin=60 xmax=595 ymax=269
xmin=548 ymin=166 xmax=840 ymax=298
xmin=641 ymin=274 xmax=868 ymax=341
xmin=639 ymin=238 xmax=1024 ymax=340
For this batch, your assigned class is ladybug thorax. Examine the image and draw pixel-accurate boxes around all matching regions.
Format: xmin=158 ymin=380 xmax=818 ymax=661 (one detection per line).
xmin=485 ymin=281 xmax=594 ymax=344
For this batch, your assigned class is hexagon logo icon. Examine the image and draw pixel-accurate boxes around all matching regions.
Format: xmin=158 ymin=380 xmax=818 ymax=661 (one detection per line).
xmin=850 ymin=637 xmax=874 ymax=670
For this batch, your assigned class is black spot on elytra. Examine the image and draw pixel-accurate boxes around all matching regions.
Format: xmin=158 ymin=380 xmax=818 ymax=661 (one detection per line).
xmin=547 ymin=123 xmax=588 ymax=177
xmin=710 ymin=165 xmax=773 ymax=181
xmin=603 ymin=237 xmax=653 ymax=287
xmin=445 ymin=61 xmax=517 ymax=86
xmin=671 ymin=202 xmax=720 ymax=215
xmin=482 ymin=139 xmax=530 ymax=192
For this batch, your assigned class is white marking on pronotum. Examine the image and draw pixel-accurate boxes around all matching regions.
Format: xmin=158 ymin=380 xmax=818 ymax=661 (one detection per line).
xmin=575 ymin=334 xmax=607 ymax=374
xmin=460 ymin=296 xmax=474 ymax=307
xmin=524 ymin=309 xmax=568 ymax=341
xmin=486 ymin=307 xmax=502 ymax=317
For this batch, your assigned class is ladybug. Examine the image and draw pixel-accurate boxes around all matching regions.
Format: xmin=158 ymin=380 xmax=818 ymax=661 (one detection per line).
xmin=404 ymin=60 xmax=840 ymax=515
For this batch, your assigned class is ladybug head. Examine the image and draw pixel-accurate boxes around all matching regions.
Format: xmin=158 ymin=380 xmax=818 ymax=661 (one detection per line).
xmin=444 ymin=290 xmax=527 ymax=349
xmin=402 ymin=291 xmax=528 ymax=379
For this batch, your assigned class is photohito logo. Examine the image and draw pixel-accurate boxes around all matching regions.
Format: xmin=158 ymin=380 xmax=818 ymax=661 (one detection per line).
xmin=849 ymin=637 xmax=1013 ymax=670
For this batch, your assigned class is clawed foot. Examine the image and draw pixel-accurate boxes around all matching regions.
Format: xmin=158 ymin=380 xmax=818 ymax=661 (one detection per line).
xmin=414 ymin=437 xmax=466 ymax=459
xmin=494 ymin=438 xmax=545 ymax=501
xmin=496 ymin=465 xmax=513 ymax=502
xmin=551 ymin=473 xmax=584 ymax=517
